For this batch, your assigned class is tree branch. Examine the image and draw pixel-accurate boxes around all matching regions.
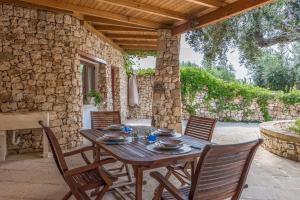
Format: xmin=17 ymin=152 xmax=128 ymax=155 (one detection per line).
xmin=254 ymin=31 xmax=300 ymax=47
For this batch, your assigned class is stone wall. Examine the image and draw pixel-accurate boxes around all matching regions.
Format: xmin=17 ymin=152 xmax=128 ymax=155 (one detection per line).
xmin=260 ymin=121 xmax=300 ymax=162
xmin=128 ymin=76 xmax=153 ymax=119
xmin=128 ymin=75 xmax=300 ymax=122
xmin=0 ymin=3 xmax=126 ymax=153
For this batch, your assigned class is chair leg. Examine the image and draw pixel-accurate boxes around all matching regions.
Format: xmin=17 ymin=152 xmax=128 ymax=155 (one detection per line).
xmin=124 ymin=164 xmax=133 ymax=182
xmin=152 ymin=170 xmax=172 ymax=200
xmin=95 ymin=185 xmax=110 ymax=200
xmin=62 ymin=191 xmax=72 ymax=200
xmin=119 ymin=163 xmax=125 ymax=172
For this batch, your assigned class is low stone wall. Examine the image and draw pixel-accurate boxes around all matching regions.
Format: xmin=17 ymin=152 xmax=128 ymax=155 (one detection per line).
xmin=182 ymin=92 xmax=300 ymax=122
xmin=128 ymin=75 xmax=300 ymax=122
xmin=260 ymin=121 xmax=300 ymax=162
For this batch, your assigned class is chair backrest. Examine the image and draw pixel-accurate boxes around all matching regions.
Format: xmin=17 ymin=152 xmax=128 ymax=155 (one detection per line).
xmin=184 ymin=116 xmax=217 ymax=141
xmin=91 ymin=111 xmax=121 ymax=129
xmin=189 ymin=139 xmax=263 ymax=200
xmin=39 ymin=121 xmax=68 ymax=176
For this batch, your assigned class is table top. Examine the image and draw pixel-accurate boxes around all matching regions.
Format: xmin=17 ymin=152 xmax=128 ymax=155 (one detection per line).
xmin=80 ymin=127 xmax=211 ymax=166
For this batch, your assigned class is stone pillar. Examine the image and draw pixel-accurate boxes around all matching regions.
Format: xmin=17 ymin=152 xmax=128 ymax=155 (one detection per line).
xmin=152 ymin=29 xmax=182 ymax=133
xmin=98 ymin=64 xmax=113 ymax=111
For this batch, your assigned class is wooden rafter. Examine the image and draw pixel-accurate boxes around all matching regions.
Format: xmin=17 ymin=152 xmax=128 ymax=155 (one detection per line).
xmin=172 ymin=0 xmax=274 ymax=35
xmin=121 ymin=45 xmax=157 ymax=50
xmin=106 ymin=34 xmax=158 ymax=39
xmin=84 ymin=16 xmax=155 ymax=29
xmin=18 ymin=0 xmax=167 ymax=29
xmin=113 ymin=40 xmax=158 ymax=46
xmin=183 ymin=0 xmax=226 ymax=8
xmin=1 ymin=0 xmax=73 ymax=14
xmin=95 ymin=0 xmax=187 ymax=20
xmin=94 ymin=25 xmax=156 ymax=32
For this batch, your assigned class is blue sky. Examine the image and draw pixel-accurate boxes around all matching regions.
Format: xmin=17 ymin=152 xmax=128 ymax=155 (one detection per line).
xmin=133 ymin=34 xmax=249 ymax=79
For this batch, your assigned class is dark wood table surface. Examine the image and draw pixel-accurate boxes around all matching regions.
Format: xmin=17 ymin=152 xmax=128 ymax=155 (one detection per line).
xmin=79 ymin=127 xmax=211 ymax=200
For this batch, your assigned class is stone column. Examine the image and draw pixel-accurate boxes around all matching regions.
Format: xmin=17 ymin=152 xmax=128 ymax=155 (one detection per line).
xmin=98 ymin=64 xmax=113 ymax=111
xmin=152 ymin=29 xmax=182 ymax=133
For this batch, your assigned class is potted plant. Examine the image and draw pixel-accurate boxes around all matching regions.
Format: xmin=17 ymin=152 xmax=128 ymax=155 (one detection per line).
xmin=87 ymin=90 xmax=102 ymax=107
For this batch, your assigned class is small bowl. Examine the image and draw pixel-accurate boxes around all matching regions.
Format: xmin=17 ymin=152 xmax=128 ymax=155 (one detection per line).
xmin=108 ymin=124 xmax=123 ymax=130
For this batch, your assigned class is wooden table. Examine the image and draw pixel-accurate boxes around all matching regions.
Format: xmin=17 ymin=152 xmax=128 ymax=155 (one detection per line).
xmin=80 ymin=128 xmax=211 ymax=200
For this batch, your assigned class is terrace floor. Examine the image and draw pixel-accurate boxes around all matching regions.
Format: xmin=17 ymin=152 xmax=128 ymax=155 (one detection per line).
xmin=1 ymin=120 xmax=300 ymax=200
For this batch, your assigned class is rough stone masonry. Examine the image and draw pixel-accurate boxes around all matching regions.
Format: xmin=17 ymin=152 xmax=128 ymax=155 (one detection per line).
xmin=0 ymin=3 xmax=127 ymax=153
xmin=152 ymin=29 xmax=182 ymax=133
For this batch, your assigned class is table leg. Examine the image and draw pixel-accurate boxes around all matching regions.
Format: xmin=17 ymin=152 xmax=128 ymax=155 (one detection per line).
xmin=133 ymin=166 xmax=144 ymax=200
xmin=191 ymin=158 xmax=197 ymax=178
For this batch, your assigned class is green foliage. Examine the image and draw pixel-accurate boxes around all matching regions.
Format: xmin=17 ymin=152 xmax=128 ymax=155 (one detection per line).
xmin=186 ymin=0 xmax=299 ymax=68
xmin=123 ymin=51 xmax=157 ymax=76
xmin=135 ymin=68 xmax=155 ymax=76
xmin=180 ymin=61 xmax=200 ymax=67
xmin=289 ymin=118 xmax=300 ymax=135
xmin=180 ymin=67 xmax=300 ymax=121
xmin=253 ymin=45 xmax=300 ymax=92
xmin=87 ymin=90 xmax=102 ymax=106
xmin=205 ymin=65 xmax=236 ymax=82
xmin=135 ymin=65 xmax=300 ymax=121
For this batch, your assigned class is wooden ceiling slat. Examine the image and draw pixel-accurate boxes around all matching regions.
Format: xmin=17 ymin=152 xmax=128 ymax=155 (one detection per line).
xmin=9 ymin=0 xmax=274 ymax=51
xmin=172 ymin=0 xmax=274 ymax=35
xmin=94 ymin=25 xmax=156 ymax=32
xmin=19 ymin=0 xmax=168 ymax=29
xmin=85 ymin=16 xmax=156 ymax=29
xmin=121 ymin=45 xmax=158 ymax=50
xmin=183 ymin=0 xmax=226 ymax=8
xmin=95 ymin=0 xmax=188 ymax=20
xmin=106 ymin=34 xmax=158 ymax=39
xmin=113 ymin=40 xmax=158 ymax=45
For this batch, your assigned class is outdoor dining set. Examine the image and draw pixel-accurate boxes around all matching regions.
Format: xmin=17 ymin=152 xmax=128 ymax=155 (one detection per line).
xmin=39 ymin=111 xmax=262 ymax=200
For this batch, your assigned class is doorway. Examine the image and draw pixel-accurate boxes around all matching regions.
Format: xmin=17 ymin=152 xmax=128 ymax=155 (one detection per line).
xmin=80 ymin=60 xmax=98 ymax=129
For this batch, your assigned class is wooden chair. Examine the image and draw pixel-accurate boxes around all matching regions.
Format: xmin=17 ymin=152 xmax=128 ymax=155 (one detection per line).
xmin=91 ymin=111 xmax=121 ymax=129
xmin=39 ymin=120 xmax=116 ymax=200
xmin=151 ymin=139 xmax=263 ymax=200
xmin=90 ymin=111 xmax=132 ymax=182
xmin=166 ymin=116 xmax=217 ymax=185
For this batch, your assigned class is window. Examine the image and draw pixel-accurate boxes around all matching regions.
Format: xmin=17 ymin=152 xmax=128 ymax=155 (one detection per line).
xmin=80 ymin=61 xmax=96 ymax=105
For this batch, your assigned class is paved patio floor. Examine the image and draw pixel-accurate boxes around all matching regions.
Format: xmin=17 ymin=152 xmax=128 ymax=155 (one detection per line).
xmin=0 ymin=120 xmax=300 ymax=200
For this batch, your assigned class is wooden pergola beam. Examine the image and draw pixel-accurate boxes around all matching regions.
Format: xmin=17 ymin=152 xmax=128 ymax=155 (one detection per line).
xmin=106 ymin=34 xmax=158 ymax=39
xmin=94 ymin=25 xmax=156 ymax=32
xmin=84 ymin=16 xmax=155 ymax=29
xmin=19 ymin=0 xmax=166 ymax=29
xmin=113 ymin=40 xmax=158 ymax=46
xmin=121 ymin=45 xmax=158 ymax=50
xmin=172 ymin=0 xmax=274 ymax=35
xmin=96 ymin=0 xmax=187 ymax=20
xmin=183 ymin=0 xmax=226 ymax=8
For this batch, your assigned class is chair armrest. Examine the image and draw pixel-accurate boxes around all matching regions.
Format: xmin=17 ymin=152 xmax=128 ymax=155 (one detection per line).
xmin=64 ymin=158 xmax=116 ymax=177
xmin=63 ymin=146 xmax=97 ymax=157
xmin=150 ymin=172 xmax=188 ymax=200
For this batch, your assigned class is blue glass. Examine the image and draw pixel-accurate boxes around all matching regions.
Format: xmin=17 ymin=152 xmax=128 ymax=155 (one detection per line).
xmin=122 ymin=126 xmax=132 ymax=135
xmin=147 ymin=133 xmax=157 ymax=143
